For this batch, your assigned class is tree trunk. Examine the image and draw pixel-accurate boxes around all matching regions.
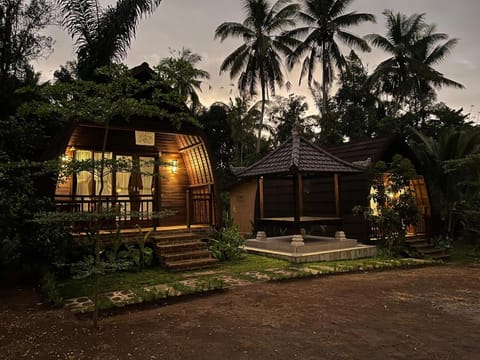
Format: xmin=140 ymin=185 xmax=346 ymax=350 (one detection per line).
xmin=321 ymin=45 xmax=329 ymax=117
xmin=256 ymin=71 xmax=266 ymax=153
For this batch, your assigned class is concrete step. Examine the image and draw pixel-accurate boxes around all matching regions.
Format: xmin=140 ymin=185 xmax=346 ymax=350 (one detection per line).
xmin=165 ymin=258 xmax=218 ymax=271
xmin=161 ymin=250 xmax=213 ymax=262
xmin=405 ymin=237 xmax=428 ymax=244
xmin=418 ymin=247 xmax=444 ymax=255
xmin=427 ymin=252 xmax=450 ymax=260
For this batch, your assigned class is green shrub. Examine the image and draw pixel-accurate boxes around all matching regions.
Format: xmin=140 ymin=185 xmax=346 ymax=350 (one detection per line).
xmin=210 ymin=213 xmax=245 ymax=261
xmin=40 ymin=271 xmax=63 ymax=306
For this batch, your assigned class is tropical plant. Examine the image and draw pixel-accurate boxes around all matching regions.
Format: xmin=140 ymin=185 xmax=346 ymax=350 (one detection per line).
xmin=268 ymin=94 xmax=317 ymax=145
xmin=411 ymin=127 xmax=480 ymax=237
xmin=59 ymin=0 xmax=163 ymax=79
xmin=155 ymin=48 xmax=210 ymax=112
xmin=210 ymin=212 xmax=245 ymax=261
xmin=215 ymin=0 xmax=299 ymax=152
xmin=354 ymin=155 xmax=419 ymax=255
xmin=286 ymin=0 xmax=375 ymax=116
xmin=333 ymin=51 xmax=383 ymax=139
xmin=366 ymin=11 xmax=463 ymax=117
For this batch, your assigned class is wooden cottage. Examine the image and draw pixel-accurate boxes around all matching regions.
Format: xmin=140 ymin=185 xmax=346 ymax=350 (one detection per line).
xmin=52 ymin=64 xmax=220 ymax=269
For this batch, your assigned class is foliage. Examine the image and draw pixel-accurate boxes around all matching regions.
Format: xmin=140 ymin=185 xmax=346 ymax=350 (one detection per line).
xmin=198 ymin=103 xmax=234 ymax=174
xmin=333 ymin=51 xmax=383 ymax=139
xmin=411 ymin=127 xmax=480 ymax=236
xmin=215 ymin=0 xmax=299 ymax=152
xmin=286 ymin=0 xmax=375 ymax=115
xmin=354 ymin=155 xmax=419 ymax=255
xmin=59 ymin=0 xmax=163 ymax=79
xmin=210 ymin=213 xmax=245 ymax=261
xmin=155 ymin=48 xmax=210 ymax=112
xmin=268 ymin=94 xmax=317 ymax=145
xmin=39 ymin=271 xmax=63 ymax=306
xmin=367 ymin=10 xmax=463 ymax=122
xmin=0 ymin=0 xmax=53 ymax=82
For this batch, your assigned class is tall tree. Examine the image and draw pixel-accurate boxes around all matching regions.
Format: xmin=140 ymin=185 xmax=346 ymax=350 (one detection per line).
xmin=155 ymin=48 xmax=210 ymax=112
xmin=215 ymin=0 xmax=299 ymax=152
xmin=59 ymin=0 xmax=162 ymax=79
xmin=333 ymin=51 xmax=382 ymax=139
xmin=268 ymin=94 xmax=317 ymax=145
xmin=0 ymin=0 xmax=53 ymax=117
xmin=367 ymin=11 xmax=463 ymax=116
xmin=287 ymin=0 xmax=375 ymax=116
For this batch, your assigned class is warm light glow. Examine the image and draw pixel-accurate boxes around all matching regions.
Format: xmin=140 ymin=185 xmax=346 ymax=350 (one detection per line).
xmin=170 ymin=159 xmax=178 ymax=174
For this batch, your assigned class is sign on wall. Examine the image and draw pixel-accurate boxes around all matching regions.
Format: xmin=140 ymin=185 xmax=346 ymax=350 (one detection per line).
xmin=135 ymin=131 xmax=155 ymax=146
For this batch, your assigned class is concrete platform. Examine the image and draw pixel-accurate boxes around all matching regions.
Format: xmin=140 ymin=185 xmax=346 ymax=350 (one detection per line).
xmin=245 ymin=235 xmax=377 ymax=263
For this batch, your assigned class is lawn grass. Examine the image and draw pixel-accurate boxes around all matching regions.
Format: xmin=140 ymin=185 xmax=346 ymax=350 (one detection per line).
xmin=448 ymin=239 xmax=480 ymax=265
xmin=59 ymin=254 xmax=289 ymax=299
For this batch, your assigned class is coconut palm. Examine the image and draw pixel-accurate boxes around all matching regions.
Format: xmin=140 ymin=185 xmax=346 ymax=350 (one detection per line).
xmin=367 ymin=11 xmax=463 ymax=114
xmin=215 ymin=0 xmax=299 ymax=152
xmin=59 ymin=0 xmax=163 ymax=79
xmin=155 ymin=48 xmax=210 ymax=112
xmin=286 ymin=0 xmax=375 ymax=116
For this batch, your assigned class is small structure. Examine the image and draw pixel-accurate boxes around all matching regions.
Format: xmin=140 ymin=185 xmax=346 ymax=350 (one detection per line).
xmin=234 ymin=130 xmax=377 ymax=261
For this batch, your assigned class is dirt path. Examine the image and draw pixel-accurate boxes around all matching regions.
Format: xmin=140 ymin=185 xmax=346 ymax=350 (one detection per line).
xmin=1 ymin=265 xmax=480 ymax=360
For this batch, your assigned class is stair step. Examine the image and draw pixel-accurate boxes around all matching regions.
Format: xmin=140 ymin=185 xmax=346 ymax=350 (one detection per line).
xmin=161 ymin=250 xmax=213 ymax=262
xmin=165 ymin=258 xmax=218 ymax=271
xmin=156 ymin=241 xmax=207 ymax=253
xmin=426 ymin=253 xmax=450 ymax=260
xmin=152 ymin=233 xmax=200 ymax=244
xmin=419 ymin=248 xmax=443 ymax=255
xmin=405 ymin=237 xmax=427 ymax=244
xmin=409 ymin=243 xmax=431 ymax=249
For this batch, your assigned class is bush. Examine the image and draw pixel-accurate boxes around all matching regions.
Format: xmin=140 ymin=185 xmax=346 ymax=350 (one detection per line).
xmin=210 ymin=213 xmax=245 ymax=261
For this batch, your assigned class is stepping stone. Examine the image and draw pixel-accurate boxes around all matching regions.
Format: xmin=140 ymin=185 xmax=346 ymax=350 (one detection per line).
xmin=301 ymin=267 xmax=321 ymax=275
xmin=104 ymin=290 xmax=137 ymax=307
xmin=218 ymin=276 xmax=252 ymax=287
xmin=241 ymin=271 xmax=271 ymax=281
xmin=143 ymin=284 xmax=170 ymax=297
xmin=64 ymin=297 xmax=94 ymax=314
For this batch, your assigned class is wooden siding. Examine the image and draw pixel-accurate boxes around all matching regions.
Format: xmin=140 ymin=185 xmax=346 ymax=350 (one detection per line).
xmin=58 ymin=125 xmax=217 ymax=227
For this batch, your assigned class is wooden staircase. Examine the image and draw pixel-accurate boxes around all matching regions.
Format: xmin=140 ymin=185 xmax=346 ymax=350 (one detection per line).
xmin=152 ymin=233 xmax=218 ymax=271
xmin=405 ymin=235 xmax=450 ymax=261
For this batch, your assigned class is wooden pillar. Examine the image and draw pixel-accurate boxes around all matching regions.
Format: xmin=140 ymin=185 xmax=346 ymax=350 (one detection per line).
xmin=258 ymin=176 xmax=264 ymax=219
xmin=293 ymin=173 xmax=303 ymax=233
xmin=186 ymin=188 xmax=191 ymax=230
xmin=334 ymin=174 xmax=340 ymax=217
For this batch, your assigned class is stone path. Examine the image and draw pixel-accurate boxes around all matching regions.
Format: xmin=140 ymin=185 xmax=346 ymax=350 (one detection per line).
xmin=64 ymin=258 xmax=436 ymax=314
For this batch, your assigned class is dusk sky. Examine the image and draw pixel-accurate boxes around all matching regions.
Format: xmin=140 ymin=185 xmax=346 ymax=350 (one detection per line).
xmin=35 ymin=0 xmax=480 ymax=122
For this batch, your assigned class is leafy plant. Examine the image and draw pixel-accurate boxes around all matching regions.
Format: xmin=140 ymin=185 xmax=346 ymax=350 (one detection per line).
xmin=210 ymin=212 xmax=245 ymax=261
xmin=39 ymin=271 xmax=63 ymax=307
xmin=354 ymin=155 xmax=419 ymax=256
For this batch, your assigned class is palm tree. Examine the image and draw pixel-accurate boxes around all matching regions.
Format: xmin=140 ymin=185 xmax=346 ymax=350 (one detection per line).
xmin=367 ymin=11 xmax=463 ymax=114
xmin=215 ymin=0 xmax=299 ymax=152
xmin=286 ymin=0 xmax=375 ymax=116
xmin=155 ymin=48 xmax=210 ymax=112
xmin=59 ymin=0 xmax=163 ymax=80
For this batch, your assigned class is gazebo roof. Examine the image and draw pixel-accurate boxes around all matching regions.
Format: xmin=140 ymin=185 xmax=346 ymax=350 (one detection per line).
xmin=239 ymin=131 xmax=362 ymax=177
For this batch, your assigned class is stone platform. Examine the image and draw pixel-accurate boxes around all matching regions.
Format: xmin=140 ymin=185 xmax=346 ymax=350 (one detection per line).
xmin=245 ymin=235 xmax=377 ymax=263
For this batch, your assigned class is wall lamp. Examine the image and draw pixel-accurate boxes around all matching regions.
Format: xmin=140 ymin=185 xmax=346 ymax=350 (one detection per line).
xmin=170 ymin=159 xmax=178 ymax=174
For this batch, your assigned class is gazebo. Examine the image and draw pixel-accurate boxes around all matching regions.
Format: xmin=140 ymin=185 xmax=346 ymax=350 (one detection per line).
xmin=238 ymin=129 xmax=362 ymax=247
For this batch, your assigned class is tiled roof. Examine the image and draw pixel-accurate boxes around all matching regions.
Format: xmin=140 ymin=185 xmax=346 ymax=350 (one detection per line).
xmin=239 ymin=133 xmax=362 ymax=177
xmin=325 ymin=137 xmax=392 ymax=163
xmin=325 ymin=136 xmax=417 ymax=167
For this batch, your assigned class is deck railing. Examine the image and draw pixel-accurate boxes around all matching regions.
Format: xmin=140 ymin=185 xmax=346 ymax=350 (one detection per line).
xmin=55 ymin=194 xmax=155 ymax=230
